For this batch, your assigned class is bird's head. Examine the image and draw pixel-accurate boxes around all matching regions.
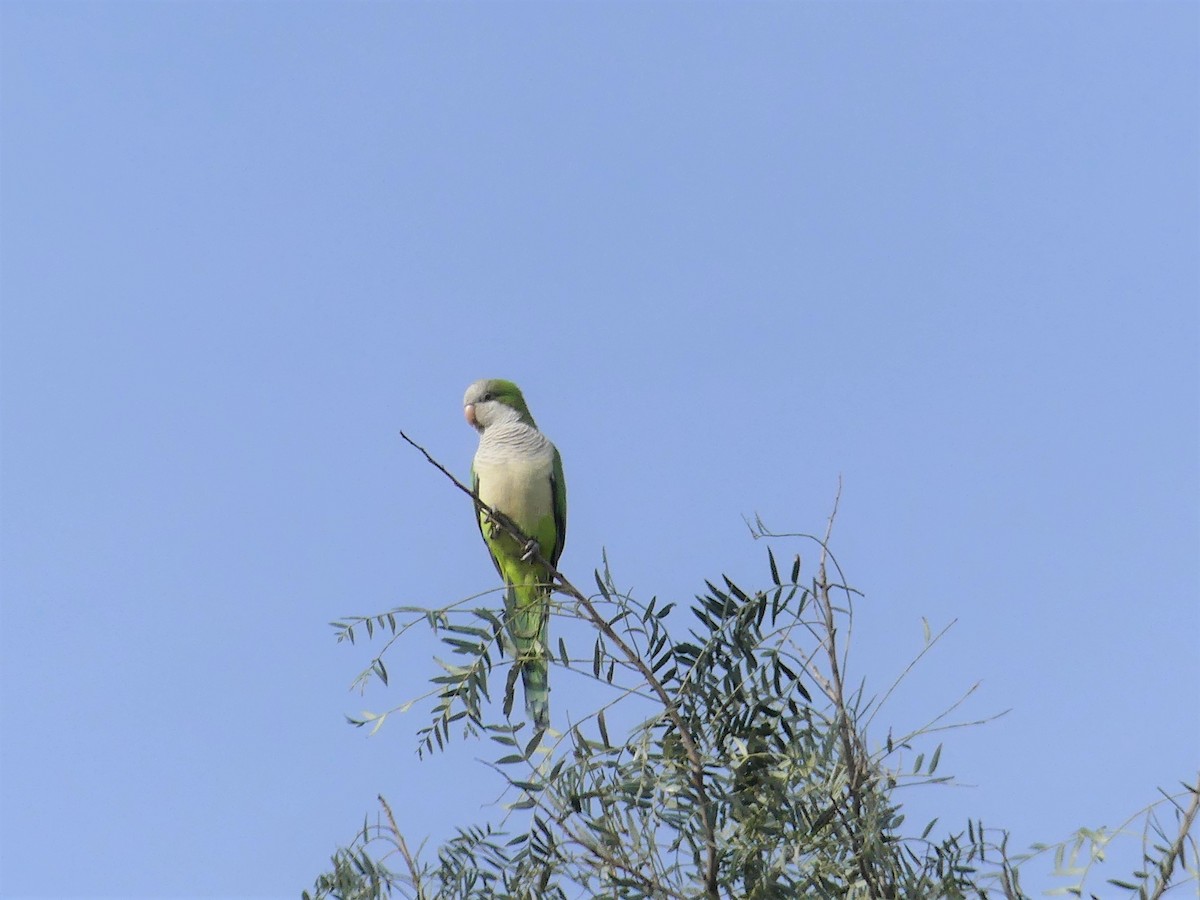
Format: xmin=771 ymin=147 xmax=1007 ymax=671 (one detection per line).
xmin=463 ymin=379 xmax=537 ymax=431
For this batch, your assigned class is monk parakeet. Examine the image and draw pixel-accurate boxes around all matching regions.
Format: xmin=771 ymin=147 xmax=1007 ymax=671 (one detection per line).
xmin=463 ymin=379 xmax=566 ymax=728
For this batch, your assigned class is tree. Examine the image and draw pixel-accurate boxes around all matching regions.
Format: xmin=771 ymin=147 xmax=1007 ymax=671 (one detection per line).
xmin=306 ymin=440 xmax=1199 ymax=900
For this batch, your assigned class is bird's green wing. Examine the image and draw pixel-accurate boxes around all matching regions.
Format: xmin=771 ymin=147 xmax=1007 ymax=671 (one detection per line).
xmin=549 ymin=446 xmax=567 ymax=568
xmin=471 ymin=461 xmax=504 ymax=578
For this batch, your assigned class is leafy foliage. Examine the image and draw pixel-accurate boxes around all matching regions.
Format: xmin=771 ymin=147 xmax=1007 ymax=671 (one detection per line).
xmin=309 ymin=465 xmax=1199 ymax=900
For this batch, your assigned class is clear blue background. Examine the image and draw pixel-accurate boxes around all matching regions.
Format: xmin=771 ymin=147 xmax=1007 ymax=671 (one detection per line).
xmin=2 ymin=3 xmax=1197 ymax=897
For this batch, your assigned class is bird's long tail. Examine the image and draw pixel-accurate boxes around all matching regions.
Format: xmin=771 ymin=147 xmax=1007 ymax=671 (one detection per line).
xmin=506 ymin=580 xmax=550 ymax=729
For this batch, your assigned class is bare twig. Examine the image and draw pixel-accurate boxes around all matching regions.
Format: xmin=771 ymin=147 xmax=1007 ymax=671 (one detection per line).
xmin=864 ymin=619 xmax=958 ymax=730
xmin=816 ymin=479 xmax=885 ymax=898
xmin=380 ymin=794 xmax=425 ymax=898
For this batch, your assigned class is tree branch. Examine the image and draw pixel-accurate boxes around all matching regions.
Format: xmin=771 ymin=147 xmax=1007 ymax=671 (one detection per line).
xmin=816 ymin=479 xmax=885 ymax=897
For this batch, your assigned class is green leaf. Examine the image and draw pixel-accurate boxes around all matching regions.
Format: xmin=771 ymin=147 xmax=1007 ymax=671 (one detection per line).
xmin=723 ymin=576 xmax=751 ymax=603
xmin=474 ymin=607 xmax=504 ymax=631
xmin=593 ymin=569 xmax=612 ymax=600
xmin=524 ymin=727 xmax=544 ymax=760
xmin=503 ymin=665 xmax=519 ymax=717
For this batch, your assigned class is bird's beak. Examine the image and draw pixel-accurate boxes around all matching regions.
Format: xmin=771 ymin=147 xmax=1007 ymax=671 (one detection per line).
xmin=464 ymin=404 xmax=477 ymax=428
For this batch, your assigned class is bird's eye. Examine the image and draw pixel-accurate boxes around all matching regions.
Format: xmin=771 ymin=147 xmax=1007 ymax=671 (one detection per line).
xmin=482 ymin=392 xmax=494 ymax=402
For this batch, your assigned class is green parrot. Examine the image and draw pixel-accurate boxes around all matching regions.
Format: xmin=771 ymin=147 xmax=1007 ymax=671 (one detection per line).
xmin=463 ymin=379 xmax=566 ymax=728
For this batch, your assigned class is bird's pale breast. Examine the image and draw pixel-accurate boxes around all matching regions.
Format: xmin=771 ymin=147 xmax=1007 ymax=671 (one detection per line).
xmin=473 ymin=453 xmax=555 ymax=535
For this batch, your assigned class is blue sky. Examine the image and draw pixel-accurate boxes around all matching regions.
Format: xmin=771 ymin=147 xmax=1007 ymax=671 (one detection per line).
xmin=2 ymin=2 xmax=1197 ymax=897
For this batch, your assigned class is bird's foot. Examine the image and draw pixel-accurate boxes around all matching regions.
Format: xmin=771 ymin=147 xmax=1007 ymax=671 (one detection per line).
xmin=520 ymin=539 xmax=539 ymax=562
